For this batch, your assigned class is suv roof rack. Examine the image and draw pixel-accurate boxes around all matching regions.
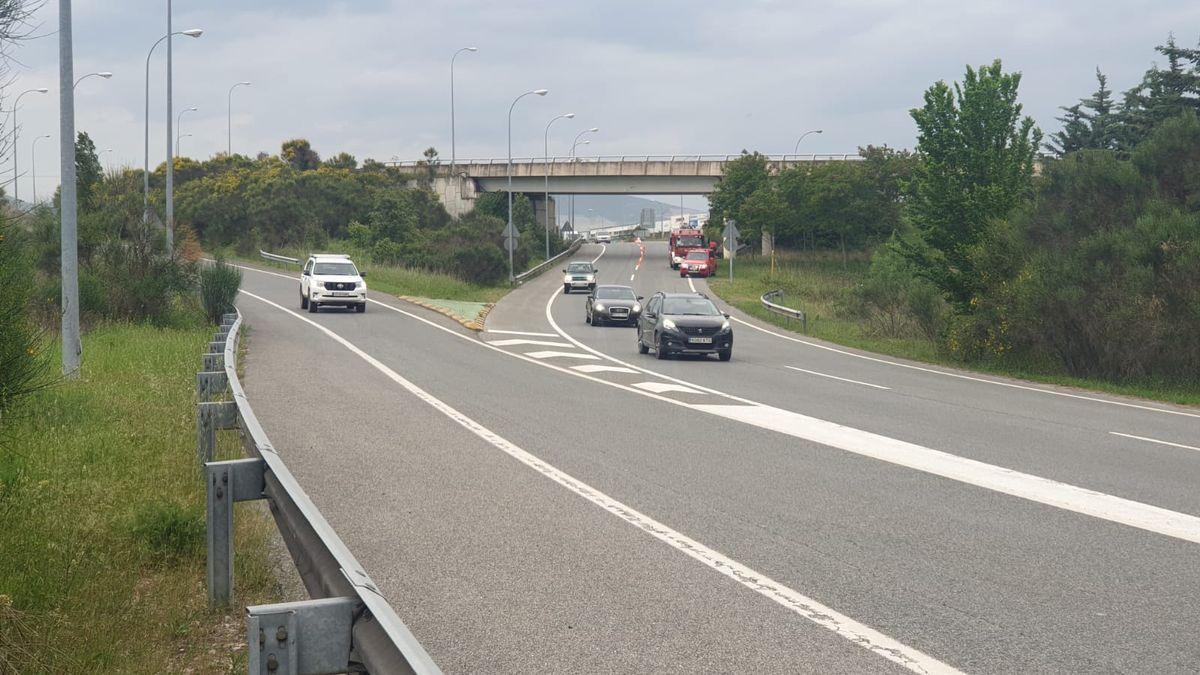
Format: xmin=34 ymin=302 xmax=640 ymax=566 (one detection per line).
xmin=310 ymin=253 xmax=351 ymax=259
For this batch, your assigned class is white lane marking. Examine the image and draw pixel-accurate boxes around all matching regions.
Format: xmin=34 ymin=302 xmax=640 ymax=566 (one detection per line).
xmin=694 ymin=403 xmax=1200 ymax=545
xmin=541 ymin=275 xmax=1200 ymax=546
xmin=238 ymin=288 xmax=956 ymax=674
xmin=687 ymin=276 xmax=697 ymax=292
xmin=730 ymin=317 xmax=1200 ymax=420
xmin=572 ymin=364 xmax=640 ymax=374
xmin=1110 ymin=432 xmax=1200 ymax=453
xmin=486 ymin=329 xmax=560 ymax=337
xmin=235 ymin=262 xmax=1200 ymax=547
xmin=786 ymin=366 xmax=891 ymax=391
xmin=591 ymin=244 xmax=607 ymax=264
xmin=524 ymin=350 xmax=600 ymax=361
xmin=630 ymin=273 xmax=636 ymax=281
xmin=487 ymin=338 xmax=574 ymax=348
xmin=633 ymin=382 xmax=704 ymax=395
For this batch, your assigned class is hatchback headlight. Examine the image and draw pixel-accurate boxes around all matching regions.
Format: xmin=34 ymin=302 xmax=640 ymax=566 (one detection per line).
xmin=662 ymin=318 xmax=676 ymax=330
xmin=594 ymin=303 xmax=606 ymax=311
xmin=721 ymin=319 xmax=731 ymax=331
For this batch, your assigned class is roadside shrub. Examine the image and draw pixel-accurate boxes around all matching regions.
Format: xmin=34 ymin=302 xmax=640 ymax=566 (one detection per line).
xmin=130 ymin=501 xmax=204 ymax=561
xmin=347 ymin=220 xmax=371 ymax=249
xmin=199 ymin=258 xmax=243 ymax=324
xmin=450 ymin=243 xmax=507 ymax=285
xmin=0 ymin=219 xmax=52 ymax=425
xmin=373 ymin=238 xmax=404 ymax=264
xmin=849 ymin=244 xmax=947 ymax=340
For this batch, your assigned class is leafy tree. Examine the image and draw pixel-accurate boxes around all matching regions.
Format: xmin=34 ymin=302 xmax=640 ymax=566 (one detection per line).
xmin=75 ymin=131 xmax=103 ymax=212
xmin=736 ymin=184 xmax=786 ymax=251
xmin=323 ymin=152 xmax=357 ymax=170
xmin=903 ymin=59 xmax=1042 ymax=309
xmin=708 ymin=152 xmax=770 ymax=241
xmin=1131 ymin=109 xmax=1200 ymax=210
xmin=281 ymin=138 xmax=321 ymax=171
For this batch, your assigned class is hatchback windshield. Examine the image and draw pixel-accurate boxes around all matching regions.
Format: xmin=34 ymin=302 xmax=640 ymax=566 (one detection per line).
xmin=662 ymin=297 xmax=721 ymax=316
xmin=567 ymin=263 xmax=593 ymax=273
xmin=686 ymin=251 xmax=709 ymax=260
xmin=676 ymin=236 xmax=704 ymax=247
xmin=595 ymin=286 xmax=636 ymax=300
xmin=313 ymin=262 xmax=358 ymax=276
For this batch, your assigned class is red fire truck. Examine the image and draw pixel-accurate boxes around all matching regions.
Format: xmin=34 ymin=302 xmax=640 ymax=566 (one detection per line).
xmin=668 ymin=228 xmax=707 ymax=269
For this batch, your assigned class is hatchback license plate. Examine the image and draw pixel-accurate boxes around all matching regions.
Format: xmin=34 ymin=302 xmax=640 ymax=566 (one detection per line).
xmin=689 ymin=336 xmax=712 ymax=344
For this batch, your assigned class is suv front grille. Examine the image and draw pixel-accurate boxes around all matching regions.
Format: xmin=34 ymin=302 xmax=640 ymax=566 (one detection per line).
xmin=325 ymin=281 xmax=355 ymax=291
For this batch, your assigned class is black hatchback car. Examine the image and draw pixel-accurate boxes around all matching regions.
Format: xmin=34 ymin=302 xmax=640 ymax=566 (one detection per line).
xmin=636 ymin=292 xmax=732 ymax=361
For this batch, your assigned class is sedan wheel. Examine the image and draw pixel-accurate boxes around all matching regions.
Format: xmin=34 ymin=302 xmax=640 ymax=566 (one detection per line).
xmin=638 ymin=334 xmax=649 ymax=354
xmin=655 ymin=334 xmax=669 ymax=360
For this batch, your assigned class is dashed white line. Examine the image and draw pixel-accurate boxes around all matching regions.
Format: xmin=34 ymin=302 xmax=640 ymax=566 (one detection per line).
xmin=524 ymin=350 xmax=600 ymax=360
xmin=487 ymin=338 xmax=574 ymax=348
xmin=1110 ymin=432 xmax=1200 ymax=453
xmin=237 ymin=287 xmax=958 ymax=675
xmin=786 ymin=366 xmax=891 ymax=391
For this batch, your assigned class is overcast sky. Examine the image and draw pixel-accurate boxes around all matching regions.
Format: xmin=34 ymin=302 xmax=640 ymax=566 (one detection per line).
xmin=6 ymin=0 xmax=1199 ymax=197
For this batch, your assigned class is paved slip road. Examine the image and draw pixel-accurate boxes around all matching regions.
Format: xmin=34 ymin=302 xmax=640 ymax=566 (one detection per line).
xmin=233 ymin=241 xmax=1200 ymax=673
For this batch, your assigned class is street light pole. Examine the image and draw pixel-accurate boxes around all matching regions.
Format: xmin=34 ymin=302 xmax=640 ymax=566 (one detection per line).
xmin=165 ymin=0 xmax=174 ymax=251
xmin=59 ymin=0 xmax=80 ymax=377
xmin=176 ymin=106 xmax=196 ymax=155
xmin=449 ymin=46 xmax=476 ymax=217
xmin=569 ymin=127 xmax=598 ymax=235
xmin=72 ymin=71 xmax=112 ymax=89
xmin=143 ymin=27 xmax=202 ymax=227
xmin=793 ymin=128 xmax=823 ymax=154
xmin=11 ymin=87 xmax=48 ymax=204
xmin=227 ymin=81 xmax=250 ymax=156
xmin=102 ymin=148 xmax=113 ymax=173
xmin=507 ymin=88 xmax=548 ymax=281
xmin=176 ymin=133 xmax=192 ymax=155
xmin=31 ymin=134 xmax=50 ymax=203
xmin=543 ymin=112 xmax=574 ymax=258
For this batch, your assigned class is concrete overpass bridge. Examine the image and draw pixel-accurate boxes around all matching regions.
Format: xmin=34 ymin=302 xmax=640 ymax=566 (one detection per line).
xmin=387 ymin=153 xmax=860 ymax=219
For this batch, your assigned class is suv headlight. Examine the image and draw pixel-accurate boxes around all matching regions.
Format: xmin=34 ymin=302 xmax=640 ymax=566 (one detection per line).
xmin=316 ymin=281 xmax=326 ymax=288
xmin=662 ymin=318 xmax=676 ymax=330
xmin=721 ymin=319 xmax=731 ymax=331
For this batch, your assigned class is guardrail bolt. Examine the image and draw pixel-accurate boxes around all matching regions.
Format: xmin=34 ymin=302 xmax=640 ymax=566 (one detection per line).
xmin=266 ymin=654 xmax=279 ymax=672
xmin=275 ymin=625 xmax=288 ymax=643
xmin=258 ymin=629 xmax=265 ymax=647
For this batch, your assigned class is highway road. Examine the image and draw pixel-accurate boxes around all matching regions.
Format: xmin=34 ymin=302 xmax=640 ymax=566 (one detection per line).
xmin=233 ymin=241 xmax=1200 ymax=673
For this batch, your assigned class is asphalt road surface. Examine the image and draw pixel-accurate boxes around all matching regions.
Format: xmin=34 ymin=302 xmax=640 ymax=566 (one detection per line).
xmin=233 ymin=241 xmax=1200 ymax=673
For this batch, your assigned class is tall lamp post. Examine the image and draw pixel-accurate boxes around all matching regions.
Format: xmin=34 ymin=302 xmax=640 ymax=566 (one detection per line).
xmin=176 ymin=133 xmax=192 ymax=155
xmin=59 ymin=0 xmax=80 ymax=376
xmin=31 ymin=134 xmax=50 ymax=203
xmin=543 ymin=112 xmax=574 ymax=258
xmin=449 ymin=46 xmax=476 ymax=216
xmin=226 ymin=81 xmax=250 ymax=156
xmin=176 ymin=106 xmax=196 ymax=155
xmin=10 ymin=87 xmax=48 ymax=203
xmin=506 ymin=88 xmax=548 ymax=281
xmin=143 ymin=28 xmax=202 ymax=227
xmin=569 ymin=126 xmax=598 ymax=234
xmin=793 ymin=129 xmax=823 ymax=154
xmin=102 ymin=147 xmax=113 ymax=173
xmin=73 ymin=71 xmax=112 ymax=89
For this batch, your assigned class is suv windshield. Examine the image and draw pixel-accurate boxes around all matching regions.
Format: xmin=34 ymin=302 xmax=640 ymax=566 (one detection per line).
xmin=596 ymin=287 xmax=635 ymax=300
xmin=313 ymin=262 xmax=358 ymax=276
xmin=686 ymin=251 xmax=709 ymax=260
xmin=662 ymin=297 xmax=720 ymax=316
xmin=567 ymin=263 xmax=593 ymax=273
xmin=676 ymin=236 xmax=704 ymax=247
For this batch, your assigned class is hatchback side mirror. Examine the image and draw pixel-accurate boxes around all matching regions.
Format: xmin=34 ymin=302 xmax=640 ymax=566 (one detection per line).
xmin=723 ymin=313 xmax=730 ymax=318
xmin=637 ymin=296 xmax=644 ymax=300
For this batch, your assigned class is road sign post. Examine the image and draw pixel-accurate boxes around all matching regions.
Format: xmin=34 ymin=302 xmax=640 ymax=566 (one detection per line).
xmin=723 ymin=219 xmax=739 ymax=281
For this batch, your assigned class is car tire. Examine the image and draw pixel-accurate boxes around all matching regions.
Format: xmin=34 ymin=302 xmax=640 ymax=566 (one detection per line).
xmin=308 ymin=299 xmax=318 ymax=313
xmin=563 ymin=284 xmax=570 ymax=295
xmin=718 ymin=348 xmax=732 ymax=362
xmin=655 ymin=334 xmax=669 ymax=360
xmin=637 ymin=333 xmax=649 ymax=354
xmin=301 ymin=294 xmax=309 ymax=309
xmin=356 ymin=303 xmax=366 ymax=313
xmin=585 ymin=311 xmax=591 ymax=325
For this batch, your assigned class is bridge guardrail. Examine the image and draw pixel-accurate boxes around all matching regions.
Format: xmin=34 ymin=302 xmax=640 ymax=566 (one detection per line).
xmin=260 ymin=249 xmax=300 ymax=265
xmin=386 ymin=153 xmax=864 ymax=167
xmin=198 ymin=311 xmax=441 ymax=674
xmin=761 ymin=289 xmax=807 ymax=332
xmin=513 ymin=237 xmax=584 ymax=285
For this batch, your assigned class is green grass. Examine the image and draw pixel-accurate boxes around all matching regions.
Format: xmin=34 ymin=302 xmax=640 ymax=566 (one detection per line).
xmin=221 ymin=240 xmax=510 ymax=304
xmin=709 ymin=250 xmax=1200 ymax=406
xmin=0 ymin=323 xmax=279 ymax=673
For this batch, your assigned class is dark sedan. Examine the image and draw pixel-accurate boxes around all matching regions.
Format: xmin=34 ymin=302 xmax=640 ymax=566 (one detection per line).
xmin=586 ymin=285 xmax=643 ymax=326
xmin=636 ymin=292 xmax=732 ymax=361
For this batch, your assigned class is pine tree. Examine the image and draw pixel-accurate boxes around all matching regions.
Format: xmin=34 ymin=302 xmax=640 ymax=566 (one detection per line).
xmin=1047 ymin=103 xmax=1090 ymax=155
xmin=1081 ymin=69 xmax=1118 ymax=150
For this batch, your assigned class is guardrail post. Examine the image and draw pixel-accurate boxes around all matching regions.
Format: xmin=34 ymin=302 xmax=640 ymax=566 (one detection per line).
xmin=206 ymin=457 xmax=266 ymax=606
xmin=197 ymin=370 xmax=228 ymax=402
xmin=197 ymin=401 xmax=237 ymax=463
xmin=203 ymin=352 xmax=224 ymax=371
xmin=246 ymin=597 xmax=358 ymax=675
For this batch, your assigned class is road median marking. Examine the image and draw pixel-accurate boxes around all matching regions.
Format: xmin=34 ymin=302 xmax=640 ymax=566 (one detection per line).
xmin=1110 ymin=432 xmax=1200 ymax=453
xmin=633 ymin=382 xmax=705 ymax=395
xmin=238 ymin=287 xmax=957 ymax=674
xmin=524 ymin=350 xmax=600 ymax=360
xmin=487 ymin=338 xmax=575 ymax=348
xmin=485 ymin=329 xmax=561 ymax=337
xmin=786 ymin=366 xmax=891 ymax=390
xmin=572 ymin=364 xmax=639 ymax=374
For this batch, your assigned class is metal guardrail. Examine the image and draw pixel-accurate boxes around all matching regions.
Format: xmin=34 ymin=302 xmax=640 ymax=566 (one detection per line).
xmin=260 ymin=249 xmax=301 ymax=265
xmin=761 ymin=289 xmax=807 ymax=332
xmin=512 ymin=237 xmax=584 ymax=284
xmin=197 ymin=312 xmax=441 ymax=674
xmin=386 ymin=154 xmax=864 ymax=167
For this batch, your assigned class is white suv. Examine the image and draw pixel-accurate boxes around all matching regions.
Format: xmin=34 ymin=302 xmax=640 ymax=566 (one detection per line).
xmin=300 ymin=254 xmax=367 ymax=313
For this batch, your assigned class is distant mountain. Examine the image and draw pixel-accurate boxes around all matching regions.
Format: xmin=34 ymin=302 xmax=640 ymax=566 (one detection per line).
xmin=556 ymin=195 xmax=703 ymax=230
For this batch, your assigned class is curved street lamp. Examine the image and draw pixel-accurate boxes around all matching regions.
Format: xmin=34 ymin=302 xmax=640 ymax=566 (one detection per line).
xmin=543 ymin=112 xmax=574 ymax=258
xmin=227 ymin=81 xmax=251 ymax=155
xmin=506 ymin=88 xmax=548 ymax=280
xmin=569 ymin=127 xmax=599 ymax=232
xmin=449 ymin=46 xmax=477 ymax=215
xmin=793 ymin=129 xmax=823 ymax=154
xmin=144 ymin=28 xmax=203 ymax=223
xmin=176 ymin=106 xmax=197 ymax=155
xmin=73 ymin=71 xmax=113 ymax=89
xmin=10 ymin=87 xmax=49 ymax=203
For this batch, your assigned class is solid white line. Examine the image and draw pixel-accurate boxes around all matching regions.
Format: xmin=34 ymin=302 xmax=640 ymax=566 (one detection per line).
xmin=572 ymin=364 xmax=640 ymax=374
xmin=731 ymin=317 xmax=1200 ymax=419
xmin=633 ymin=382 xmax=704 ymax=395
xmin=786 ymin=366 xmax=891 ymax=391
xmin=487 ymin=338 xmax=574 ymax=348
xmin=238 ymin=288 xmax=955 ymax=674
xmin=687 ymin=276 xmax=697 ymax=292
xmin=630 ymin=273 xmax=636 ymax=281
xmin=236 ymin=262 xmax=1200 ymax=547
xmin=525 ymin=350 xmax=599 ymax=360
xmin=485 ymin=329 xmax=560 ymax=337
xmin=1110 ymin=432 xmax=1200 ymax=453
xmin=591 ymin=244 xmax=607 ymax=264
